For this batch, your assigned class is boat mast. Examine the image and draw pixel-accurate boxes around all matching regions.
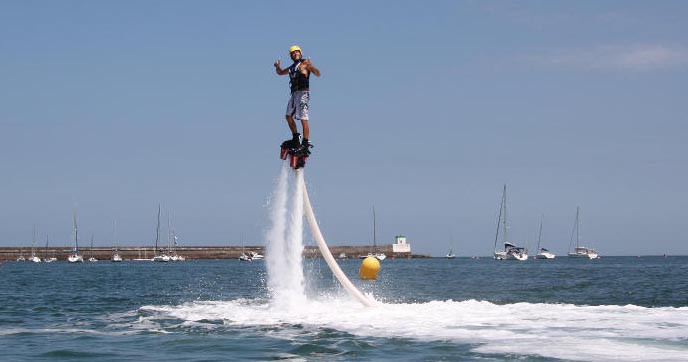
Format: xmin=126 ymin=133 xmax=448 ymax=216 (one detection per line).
xmin=502 ymin=184 xmax=508 ymax=245
xmin=568 ymin=206 xmax=579 ymax=254
xmin=73 ymin=210 xmax=79 ymax=253
xmin=536 ymin=215 xmax=543 ymax=252
xmin=576 ymin=206 xmax=580 ymax=249
xmin=169 ymin=212 xmax=176 ymax=255
xmin=493 ymin=185 xmax=505 ymax=252
xmin=113 ymin=219 xmax=118 ymax=252
xmin=167 ymin=213 xmax=171 ymax=254
xmin=373 ymin=206 xmax=377 ymax=250
xmin=154 ymin=204 xmax=161 ymax=255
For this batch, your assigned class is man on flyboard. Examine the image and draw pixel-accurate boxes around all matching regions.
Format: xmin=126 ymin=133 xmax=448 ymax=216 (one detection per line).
xmin=274 ymin=45 xmax=321 ymax=168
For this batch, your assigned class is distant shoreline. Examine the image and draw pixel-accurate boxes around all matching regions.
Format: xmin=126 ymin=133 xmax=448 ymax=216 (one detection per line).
xmin=1 ymin=246 xmax=681 ymax=261
xmin=0 ymin=245 xmax=429 ymax=261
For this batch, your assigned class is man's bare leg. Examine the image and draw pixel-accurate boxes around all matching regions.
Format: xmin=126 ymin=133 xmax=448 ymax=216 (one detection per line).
xmin=286 ymin=115 xmax=298 ymax=134
xmin=301 ymin=119 xmax=309 ymax=141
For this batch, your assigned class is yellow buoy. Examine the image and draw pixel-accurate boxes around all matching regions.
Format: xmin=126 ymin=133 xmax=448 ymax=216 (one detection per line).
xmin=359 ymin=256 xmax=380 ymax=280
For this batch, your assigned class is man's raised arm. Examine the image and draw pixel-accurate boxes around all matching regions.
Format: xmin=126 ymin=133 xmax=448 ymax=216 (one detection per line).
xmin=274 ymin=59 xmax=289 ymax=75
xmin=303 ymin=59 xmax=321 ymax=77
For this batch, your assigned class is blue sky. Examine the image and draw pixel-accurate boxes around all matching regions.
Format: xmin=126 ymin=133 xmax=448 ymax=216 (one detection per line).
xmin=1 ymin=1 xmax=687 ymax=256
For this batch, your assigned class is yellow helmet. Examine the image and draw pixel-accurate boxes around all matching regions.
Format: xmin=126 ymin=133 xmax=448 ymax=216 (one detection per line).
xmin=289 ymin=45 xmax=302 ymax=54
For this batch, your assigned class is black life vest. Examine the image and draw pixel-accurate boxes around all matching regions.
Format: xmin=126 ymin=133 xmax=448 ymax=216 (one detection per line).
xmin=288 ymin=61 xmax=310 ymax=93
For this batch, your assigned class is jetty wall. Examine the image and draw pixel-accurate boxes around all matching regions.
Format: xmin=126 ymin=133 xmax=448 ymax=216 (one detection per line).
xmin=0 ymin=245 xmax=429 ymax=261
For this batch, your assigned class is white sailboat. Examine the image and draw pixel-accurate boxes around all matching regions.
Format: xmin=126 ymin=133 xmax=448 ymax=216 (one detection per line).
xmin=152 ymin=205 xmax=169 ymax=262
xmin=567 ymin=206 xmax=599 ymax=259
xmin=68 ymin=253 xmax=84 ymax=263
xmin=111 ymin=220 xmax=122 ymax=262
xmin=369 ymin=206 xmax=386 ymax=260
xmin=28 ymin=226 xmax=42 ymax=263
xmin=167 ymin=214 xmax=185 ymax=261
xmin=44 ymin=235 xmax=56 ymax=262
xmin=534 ymin=216 xmax=556 ymax=259
xmin=238 ymin=233 xmax=252 ymax=261
xmin=68 ymin=211 xmax=84 ymax=263
xmin=493 ymin=185 xmax=528 ymax=261
xmin=238 ymin=233 xmax=264 ymax=261
xmin=446 ymin=233 xmax=457 ymax=259
xmin=169 ymin=234 xmax=185 ymax=261
xmin=88 ymin=235 xmax=98 ymax=262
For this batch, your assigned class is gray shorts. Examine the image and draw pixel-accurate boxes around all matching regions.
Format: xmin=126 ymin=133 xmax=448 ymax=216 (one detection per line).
xmin=286 ymin=91 xmax=310 ymax=121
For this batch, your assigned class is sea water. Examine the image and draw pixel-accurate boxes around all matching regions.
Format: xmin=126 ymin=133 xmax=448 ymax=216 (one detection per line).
xmin=1 ymin=167 xmax=687 ymax=361
xmin=1 ymin=256 xmax=687 ymax=361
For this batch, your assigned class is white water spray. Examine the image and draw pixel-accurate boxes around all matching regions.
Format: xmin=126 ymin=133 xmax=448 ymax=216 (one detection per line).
xmin=265 ymin=164 xmax=375 ymax=308
xmin=265 ymin=165 xmax=306 ymax=307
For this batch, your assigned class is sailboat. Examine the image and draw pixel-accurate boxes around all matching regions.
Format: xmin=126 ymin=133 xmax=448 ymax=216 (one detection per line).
xmin=28 ymin=226 xmax=42 ymax=263
xmin=169 ymin=235 xmax=185 ymax=261
xmin=111 ymin=220 xmax=122 ymax=262
xmin=534 ymin=216 xmax=556 ymax=259
xmin=358 ymin=207 xmax=386 ymax=260
xmin=248 ymin=250 xmax=264 ymax=260
xmin=167 ymin=213 xmax=185 ymax=261
xmin=43 ymin=235 xmax=57 ymax=263
xmin=238 ymin=233 xmax=251 ymax=261
xmin=240 ymin=250 xmax=265 ymax=261
xmin=492 ymin=185 xmax=528 ymax=261
xmin=567 ymin=206 xmax=599 ymax=259
xmin=16 ymin=249 xmax=25 ymax=262
xmin=111 ymin=250 xmax=123 ymax=262
xmin=43 ymin=235 xmax=57 ymax=262
xmin=239 ymin=233 xmax=263 ymax=261
xmin=44 ymin=235 xmax=52 ymax=262
xmin=446 ymin=233 xmax=457 ymax=258
xmin=152 ymin=205 xmax=170 ymax=262
xmin=88 ymin=235 xmax=98 ymax=262
xmin=68 ymin=211 xmax=84 ymax=263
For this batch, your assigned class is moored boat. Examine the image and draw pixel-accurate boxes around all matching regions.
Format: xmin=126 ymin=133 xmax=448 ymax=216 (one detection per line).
xmin=68 ymin=211 xmax=84 ymax=263
xmin=567 ymin=206 xmax=599 ymax=259
xmin=534 ymin=216 xmax=555 ymax=259
xmin=492 ymin=185 xmax=528 ymax=261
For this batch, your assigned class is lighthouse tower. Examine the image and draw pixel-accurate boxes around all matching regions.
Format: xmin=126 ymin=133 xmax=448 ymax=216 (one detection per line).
xmin=392 ymin=235 xmax=411 ymax=254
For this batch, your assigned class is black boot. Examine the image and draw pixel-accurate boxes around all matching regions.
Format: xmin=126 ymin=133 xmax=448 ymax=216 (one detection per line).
xmin=298 ymin=139 xmax=313 ymax=156
xmin=281 ymin=133 xmax=300 ymax=150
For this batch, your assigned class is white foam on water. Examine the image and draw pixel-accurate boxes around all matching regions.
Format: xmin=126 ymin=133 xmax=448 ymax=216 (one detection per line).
xmin=216 ymin=165 xmax=688 ymax=360
xmin=265 ymin=165 xmax=306 ymax=309
xmin=142 ymin=298 xmax=688 ymax=361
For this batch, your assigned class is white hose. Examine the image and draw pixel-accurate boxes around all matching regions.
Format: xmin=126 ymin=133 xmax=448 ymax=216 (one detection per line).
xmin=302 ymin=182 xmax=378 ymax=307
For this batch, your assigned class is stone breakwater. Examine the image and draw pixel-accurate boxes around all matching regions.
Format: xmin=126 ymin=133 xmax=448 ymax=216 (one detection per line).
xmin=0 ymin=245 xmax=429 ymax=261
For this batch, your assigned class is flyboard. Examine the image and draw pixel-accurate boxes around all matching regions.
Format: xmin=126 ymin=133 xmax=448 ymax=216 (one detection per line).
xmin=281 ymin=142 xmax=378 ymax=307
xmin=280 ymin=140 xmax=310 ymax=169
